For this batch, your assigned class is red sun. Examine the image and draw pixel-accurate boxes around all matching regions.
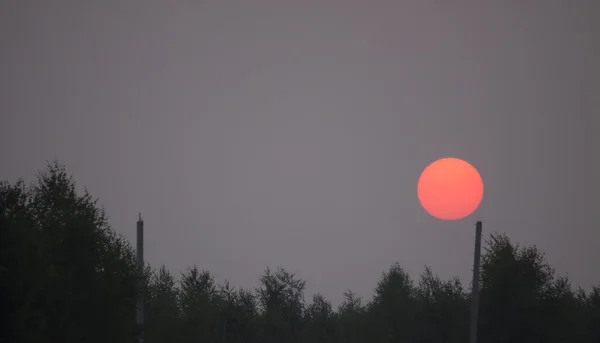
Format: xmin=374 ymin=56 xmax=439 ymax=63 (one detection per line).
xmin=417 ymin=157 xmax=483 ymax=221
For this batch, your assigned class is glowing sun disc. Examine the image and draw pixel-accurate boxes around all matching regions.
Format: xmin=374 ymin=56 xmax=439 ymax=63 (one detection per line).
xmin=417 ymin=157 xmax=484 ymax=221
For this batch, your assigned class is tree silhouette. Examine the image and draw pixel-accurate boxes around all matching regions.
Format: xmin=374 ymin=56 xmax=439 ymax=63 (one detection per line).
xmin=415 ymin=267 xmax=469 ymax=343
xmin=257 ymin=267 xmax=306 ymax=343
xmin=2 ymin=162 xmax=599 ymax=343
xmin=1 ymin=162 xmax=138 ymax=343
xmin=178 ymin=266 xmax=218 ymax=342
xmin=146 ymin=266 xmax=181 ymax=343
xmin=303 ymin=293 xmax=336 ymax=342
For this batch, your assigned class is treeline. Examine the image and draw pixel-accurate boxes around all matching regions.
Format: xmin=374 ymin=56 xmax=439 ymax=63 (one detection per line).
xmin=1 ymin=162 xmax=599 ymax=343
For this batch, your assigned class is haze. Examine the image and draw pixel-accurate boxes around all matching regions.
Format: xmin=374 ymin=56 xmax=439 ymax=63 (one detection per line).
xmin=1 ymin=1 xmax=598 ymax=305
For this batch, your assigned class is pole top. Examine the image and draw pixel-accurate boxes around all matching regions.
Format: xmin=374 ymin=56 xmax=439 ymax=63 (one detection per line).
xmin=139 ymin=212 xmax=142 ymax=221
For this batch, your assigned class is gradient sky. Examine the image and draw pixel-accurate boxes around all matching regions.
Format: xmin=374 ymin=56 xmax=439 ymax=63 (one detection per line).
xmin=2 ymin=1 xmax=599 ymax=305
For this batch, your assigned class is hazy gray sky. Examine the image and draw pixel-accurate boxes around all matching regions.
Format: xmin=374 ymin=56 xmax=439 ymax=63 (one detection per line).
xmin=2 ymin=1 xmax=599 ymax=305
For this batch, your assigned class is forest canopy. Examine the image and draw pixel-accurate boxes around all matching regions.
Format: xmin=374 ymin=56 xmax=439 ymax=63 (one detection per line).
xmin=1 ymin=162 xmax=598 ymax=343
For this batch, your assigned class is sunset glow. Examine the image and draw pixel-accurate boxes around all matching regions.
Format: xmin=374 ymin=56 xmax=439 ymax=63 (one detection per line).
xmin=417 ymin=157 xmax=483 ymax=221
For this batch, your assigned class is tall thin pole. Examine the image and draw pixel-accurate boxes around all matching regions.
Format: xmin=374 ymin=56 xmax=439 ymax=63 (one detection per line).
xmin=469 ymin=221 xmax=483 ymax=343
xmin=136 ymin=213 xmax=144 ymax=343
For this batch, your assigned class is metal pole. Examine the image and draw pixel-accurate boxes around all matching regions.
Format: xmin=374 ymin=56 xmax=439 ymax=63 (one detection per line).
xmin=136 ymin=213 xmax=144 ymax=343
xmin=469 ymin=221 xmax=482 ymax=343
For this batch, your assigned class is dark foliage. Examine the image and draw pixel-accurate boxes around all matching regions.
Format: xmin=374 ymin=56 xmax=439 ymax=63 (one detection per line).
xmin=1 ymin=163 xmax=598 ymax=343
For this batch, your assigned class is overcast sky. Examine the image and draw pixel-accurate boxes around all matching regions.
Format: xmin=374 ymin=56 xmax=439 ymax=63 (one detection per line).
xmin=2 ymin=1 xmax=599 ymax=305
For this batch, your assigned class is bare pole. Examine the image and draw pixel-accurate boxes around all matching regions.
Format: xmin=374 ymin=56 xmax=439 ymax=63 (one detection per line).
xmin=136 ymin=213 xmax=144 ymax=343
xmin=469 ymin=221 xmax=483 ymax=343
